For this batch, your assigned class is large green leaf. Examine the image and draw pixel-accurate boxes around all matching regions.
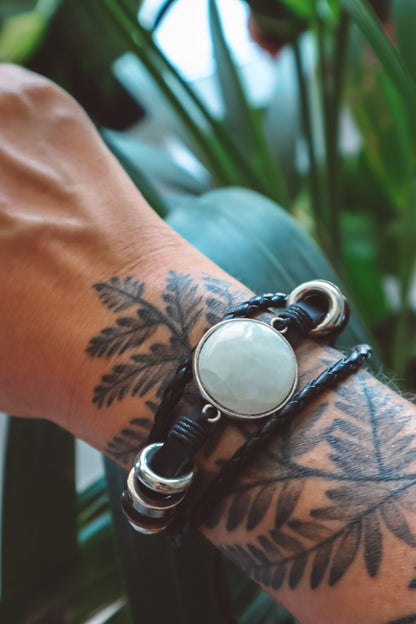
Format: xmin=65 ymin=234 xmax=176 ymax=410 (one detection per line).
xmin=167 ymin=187 xmax=372 ymax=352
xmin=256 ymin=0 xmax=314 ymax=20
xmin=208 ymin=0 xmax=253 ymax=152
xmin=103 ymin=129 xmax=210 ymax=198
xmin=340 ymin=0 xmax=416 ymax=114
xmin=1 ymin=418 xmax=77 ymax=620
xmin=0 ymin=9 xmax=47 ymax=63
xmin=393 ymin=0 xmax=416 ymax=85
xmin=0 ymin=0 xmax=61 ymax=63
xmin=1 ymin=473 xmax=124 ymax=624
xmin=104 ymin=458 xmax=235 ymax=624
xmin=27 ymin=0 xmax=143 ymax=130
xmin=263 ymin=51 xmax=301 ymax=196
xmin=208 ymin=0 xmax=289 ymax=206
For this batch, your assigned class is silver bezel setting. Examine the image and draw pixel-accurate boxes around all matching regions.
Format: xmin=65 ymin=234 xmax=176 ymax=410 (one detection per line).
xmin=193 ymin=318 xmax=298 ymax=421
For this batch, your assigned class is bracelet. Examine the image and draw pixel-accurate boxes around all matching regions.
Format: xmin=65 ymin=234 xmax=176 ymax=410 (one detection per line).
xmin=120 ymin=280 xmax=370 ymax=536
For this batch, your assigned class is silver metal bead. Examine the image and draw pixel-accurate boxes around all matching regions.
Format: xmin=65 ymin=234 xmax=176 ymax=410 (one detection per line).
xmin=287 ymin=280 xmax=348 ymax=336
xmin=126 ymin=466 xmax=186 ymax=519
xmin=122 ymin=465 xmax=186 ymax=534
xmin=135 ymin=442 xmax=194 ymax=495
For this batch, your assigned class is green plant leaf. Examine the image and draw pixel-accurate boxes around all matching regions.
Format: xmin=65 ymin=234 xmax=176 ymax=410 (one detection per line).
xmin=100 ymin=0 xmax=245 ymax=187
xmin=103 ymin=129 xmax=210 ymax=198
xmin=263 ymin=53 xmax=301 ymax=196
xmin=342 ymin=212 xmax=389 ymax=326
xmin=1 ymin=418 xmax=77 ymax=609
xmin=167 ymin=187 xmax=374 ymax=354
xmin=0 ymin=1 xmax=34 ymax=20
xmin=209 ymin=0 xmax=250 ymax=147
xmin=105 ymin=605 xmax=131 ymax=623
xmin=272 ymin=0 xmax=314 ymax=19
xmin=0 ymin=10 xmax=47 ymax=62
xmin=77 ymin=476 xmax=111 ymax=531
xmin=102 ymin=130 xmax=169 ymax=219
xmin=1 ymin=474 xmax=125 ymax=624
xmin=209 ymin=0 xmax=289 ymax=206
xmin=393 ymin=0 xmax=416 ymax=85
xmin=346 ymin=32 xmax=413 ymax=208
xmin=340 ymin=0 xmax=416 ymax=112
xmin=104 ymin=458 xmax=236 ymax=624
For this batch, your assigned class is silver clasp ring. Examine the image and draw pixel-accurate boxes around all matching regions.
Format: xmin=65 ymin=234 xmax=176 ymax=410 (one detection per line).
xmin=202 ymin=403 xmax=222 ymax=423
xmin=287 ymin=279 xmax=349 ymax=336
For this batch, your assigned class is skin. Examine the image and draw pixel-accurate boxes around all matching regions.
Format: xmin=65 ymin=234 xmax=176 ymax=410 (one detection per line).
xmin=0 ymin=64 xmax=416 ymax=623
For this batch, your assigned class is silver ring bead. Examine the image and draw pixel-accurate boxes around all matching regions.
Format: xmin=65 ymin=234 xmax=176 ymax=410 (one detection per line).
xmin=135 ymin=442 xmax=194 ymax=495
xmin=126 ymin=466 xmax=186 ymax=519
xmin=287 ymin=279 xmax=348 ymax=336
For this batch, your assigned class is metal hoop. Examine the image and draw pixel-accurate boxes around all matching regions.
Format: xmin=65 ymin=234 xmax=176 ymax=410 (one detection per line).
xmin=270 ymin=316 xmax=288 ymax=334
xmin=202 ymin=403 xmax=222 ymax=424
xmin=287 ymin=280 xmax=348 ymax=336
xmin=135 ymin=443 xmax=194 ymax=495
xmin=126 ymin=466 xmax=186 ymax=518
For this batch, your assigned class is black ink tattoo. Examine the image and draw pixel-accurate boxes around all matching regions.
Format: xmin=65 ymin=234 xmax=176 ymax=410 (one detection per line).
xmin=388 ymin=616 xmax=416 ymax=624
xmin=87 ymin=272 xmax=246 ymax=465
xmin=216 ymin=372 xmax=416 ymax=591
xmin=105 ymin=416 xmax=153 ymax=464
xmin=88 ymin=271 xmax=416 ymax=598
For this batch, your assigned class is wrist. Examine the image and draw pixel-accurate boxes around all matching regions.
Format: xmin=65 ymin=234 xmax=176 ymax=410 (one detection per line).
xmin=69 ymin=264 xmax=252 ymax=465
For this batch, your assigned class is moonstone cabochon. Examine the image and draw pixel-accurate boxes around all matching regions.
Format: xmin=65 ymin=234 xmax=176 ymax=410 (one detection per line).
xmin=193 ymin=318 xmax=298 ymax=419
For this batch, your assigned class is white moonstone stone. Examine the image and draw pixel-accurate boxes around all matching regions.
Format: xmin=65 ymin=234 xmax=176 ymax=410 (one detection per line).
xmin=195 ymin=319 xmax=297 ymax=418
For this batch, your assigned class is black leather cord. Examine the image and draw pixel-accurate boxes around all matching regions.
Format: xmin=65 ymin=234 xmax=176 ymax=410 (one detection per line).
xmin=148 ymin=292 xmax=288 ymax=444
xmin=169 ymin=344 xmax=372 ymax=535
xmin=150 ymin=409 xmax=215 ymax=478
xmin=147 ymin=297 xmax=327 ymax=495
xmin=221 ymin=293 xmax=288 ymax=320
xmin=137 ymin=287 xmax=371 ymax=541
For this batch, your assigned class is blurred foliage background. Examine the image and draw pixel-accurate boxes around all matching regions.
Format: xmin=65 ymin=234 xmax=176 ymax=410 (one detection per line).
xmin=1 ymin=0 xmax=416 ymax=622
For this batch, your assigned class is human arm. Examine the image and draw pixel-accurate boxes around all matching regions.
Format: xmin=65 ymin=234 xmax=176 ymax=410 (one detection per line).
xmin=1 ymin=64 xmax=416 ymax=624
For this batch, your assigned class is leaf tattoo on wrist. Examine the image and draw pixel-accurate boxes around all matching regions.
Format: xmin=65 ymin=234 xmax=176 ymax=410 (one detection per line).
xmin=216 ymin=373 xmax=416 ymax=591
xmin=87 ymin=272 xmax=246 ymax=464
xmin=87 ymin=272 xmax=416 ymax=600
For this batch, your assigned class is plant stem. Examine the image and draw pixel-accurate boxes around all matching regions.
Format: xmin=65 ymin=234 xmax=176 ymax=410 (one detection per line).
xmin=392 ymin=181 xmax=416 ymax=379
xmin=317 ymin=12 xmax=350 ymax=272
xmin=208 ymin=0 xmax=289 ymax=207
xmin=292 ymin=40 xmax=322 ymax=232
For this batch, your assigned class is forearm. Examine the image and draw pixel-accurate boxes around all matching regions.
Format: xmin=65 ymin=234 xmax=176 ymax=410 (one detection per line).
xmin=82 ymin=266 xmax=416 ymax=624
xmin=199 ymin=342 xmax=416 ymax=624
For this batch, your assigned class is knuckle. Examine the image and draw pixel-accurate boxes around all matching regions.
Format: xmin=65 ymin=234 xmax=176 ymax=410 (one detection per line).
xmin=0 ymin=63 xmax=62 ymax=110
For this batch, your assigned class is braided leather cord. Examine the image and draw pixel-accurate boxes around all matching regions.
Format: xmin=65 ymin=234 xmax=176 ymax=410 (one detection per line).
xmin=222 ymin=293 xmax=288 ymax=320
xmin=170 ymin=344 xmax=372 ymax=533
xmin=148 ymin=292 xmax=288 ymax=443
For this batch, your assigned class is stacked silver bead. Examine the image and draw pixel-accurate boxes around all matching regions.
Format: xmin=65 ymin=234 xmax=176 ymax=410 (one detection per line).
xmin=122 ymin=442 xmax=194 ymax=534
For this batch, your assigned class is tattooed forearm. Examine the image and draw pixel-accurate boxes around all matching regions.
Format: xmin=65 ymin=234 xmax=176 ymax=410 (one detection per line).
xmin=86 ymin=272 xmax=248 ymax=465
xmin=208 ymin=369 xmax=416 ymax=593
xmin=87 ymin=270 xmax=416 ymax=621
